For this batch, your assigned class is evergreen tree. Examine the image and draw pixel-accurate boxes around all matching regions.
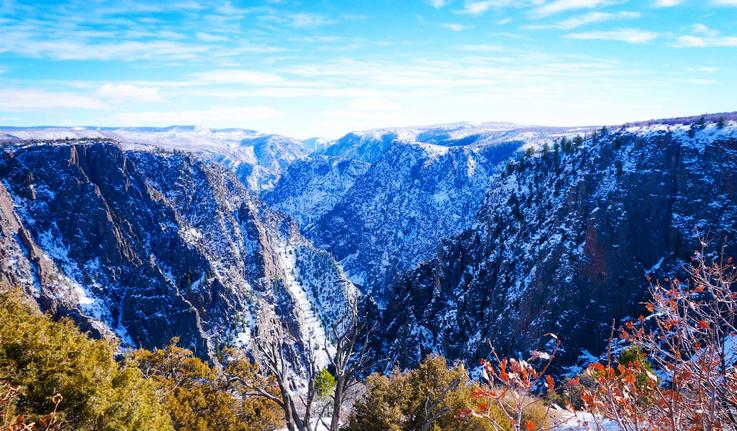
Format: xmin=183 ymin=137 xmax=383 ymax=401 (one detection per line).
xmin=133 ymin=341 xmax=282 ymax=431
xmin=0 ymin=288 xmax=173 ymax=431
xmin=345 ymin=356 xmax=507 ymax=431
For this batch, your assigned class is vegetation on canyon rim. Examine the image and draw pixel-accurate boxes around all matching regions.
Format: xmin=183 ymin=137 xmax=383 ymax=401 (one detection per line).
xmin=1 ymin=246 xmax=736 ymax=431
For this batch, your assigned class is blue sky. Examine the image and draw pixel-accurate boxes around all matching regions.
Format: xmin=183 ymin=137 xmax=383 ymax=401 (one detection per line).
xmin=1 ymin=0 xmax=736 ymax=138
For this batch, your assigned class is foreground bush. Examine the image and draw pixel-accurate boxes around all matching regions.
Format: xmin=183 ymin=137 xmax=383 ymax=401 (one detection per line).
xmin=0 ymin=289 xmax=172 ymax=431
xmin=132 ymin=341 xmax=282 ymax=431
xmin=580 ymin=250 xmax=737 ymax=430
xmin=346 ymin=355 xmax=511 ymax=431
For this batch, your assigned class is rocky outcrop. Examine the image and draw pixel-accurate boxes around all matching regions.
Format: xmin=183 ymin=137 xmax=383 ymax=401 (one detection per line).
xmin=309 ymin=141 xmax=520 ymax=295
xmin=0 ymin=141 xmax=355 ymax=362
xmin=379 ymin=120 xmax=737 ymax=372
xmin=264 ymin=156 xmax=370 ymax=227
xmin=268 ymin=123 xmax=595 ymax=297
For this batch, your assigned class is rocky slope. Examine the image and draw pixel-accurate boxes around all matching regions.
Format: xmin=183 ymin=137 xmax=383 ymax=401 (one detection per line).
xmin=0 ymin=126 xmax=311 ymax=191
xmin=378 ymin=117 xmax=737 ymax=371
xmin=0 ymin=140 xmax=356 ymax=362
xmin=267 ymin=123 xmax=593 ymax=296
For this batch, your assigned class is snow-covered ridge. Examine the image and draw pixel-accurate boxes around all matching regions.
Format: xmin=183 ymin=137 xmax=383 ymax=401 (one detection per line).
xmin=0 ymin=126 xmax=311 ymax=191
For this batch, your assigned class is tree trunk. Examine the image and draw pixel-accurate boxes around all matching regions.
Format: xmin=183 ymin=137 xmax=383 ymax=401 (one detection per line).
xmin=330 ymin=381 xmax=344 ymax=431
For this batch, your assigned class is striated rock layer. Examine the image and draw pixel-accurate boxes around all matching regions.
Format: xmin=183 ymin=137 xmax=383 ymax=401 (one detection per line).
xmin=380 ymin=120 xmax=737 ymax=371
xmin=0 ymin=141 xmax=356 ymax=362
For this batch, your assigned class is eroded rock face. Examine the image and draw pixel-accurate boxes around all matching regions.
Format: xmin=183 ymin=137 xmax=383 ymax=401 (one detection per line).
xmin=0 ymin=141 xmax=355 ymax=362
xmin=268 ymin=123 xmax=595 ymax=298
xmin=380 ymin=123 xmax=737 ymax=371
xmin=309 ymin=141 xmax=521 ymax=295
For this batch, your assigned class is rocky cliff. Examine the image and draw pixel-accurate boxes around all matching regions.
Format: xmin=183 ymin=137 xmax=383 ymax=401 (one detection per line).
xmin=0 ymin=141 xmax=355 ymax=362
xmin=268 ymin=123 xmax=593 ymax=296
xmin=379 ymin=118 xmax=737 ymax=372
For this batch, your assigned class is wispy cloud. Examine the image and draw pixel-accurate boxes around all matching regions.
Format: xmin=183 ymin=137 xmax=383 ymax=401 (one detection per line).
xmin=653 ymin=0 xmax=684 ymax=7
xmin=454 ymin=44 xmax=506 ymax=51
xmin=0 ymin=33 xmax=211 ymax=61
xmin=459 ymin=1 xmax=496 ymax=15
xmin=111 ymin=106 xmax=281 ymax=127
xmin=441 ymin=22 xmax=472 ymax=31
xmin=428 ymin=0 xmax=453 ymax=8
xmin=711 ymin=0 xmax=737 ymax=6
xmin=674 ymin=23 xmax=737 ymax=47
xmin=0 ymin=89 xmax=106 ymax=110
xmin=533 ymin=0 xmax=615 ymax=17
xmin=195 ymin=32 xmax=229 ymax=42
xmin=192 ymin=70 xmax=284 ymax=85
xmin=261 ymin=12 xmax=337 ymax=28
xmin=95 ymin=84 xmax=163 ymax=103
xmin=687 ymin=66 xmax=720 ymax=73
xmin=565 ymin=28 xmax=659 ymax=43
xmin=546 ymin=11 xmax=640 ymax=29
xmin=675 ymin=35 xmax=737 ymax=47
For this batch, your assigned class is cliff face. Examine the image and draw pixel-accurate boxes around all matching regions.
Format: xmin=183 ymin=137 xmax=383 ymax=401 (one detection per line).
xmin=0 ymin=142 xmax=355 ymax=361
xmin=379 ymin=122 xmax=737 ymax=371
xmin=267 ymin=123 xmax=594 ymax=297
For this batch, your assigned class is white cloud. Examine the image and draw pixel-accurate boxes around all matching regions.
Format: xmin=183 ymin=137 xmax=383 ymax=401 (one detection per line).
xmin=96 ymin=84 xmax=162 ymax=102
xmin=441 ymin=22 xmax=472 ymax=31
xmin=692 ymin=23 xmax=719 ymax=36
xmin=460 ymin=1 xmax=495 ymax=15
xmin=653 ymin=0 xmax=684 ymax=6
xmin=290 ymin=13 xmax=336 ymax=27
xmin=552 ymin=11 xmax=640 ymax=29
xmin=674 ymin=35 xmax=737 ymax=47
xmin=428 ymin=0 xmax=453 ymax=8
xmin=565 ymin=28 xmax=659 ymax=43
xmin=111 ymin=106 xmax=280 ymax=127
xmin=712 ymin=0 xmax=737 ymax=5
xmin=674 ymin=24 xmax=737 ymax=47
xmin=0 ymin=36 xmax=210 ymax=61
xmin=533 ymin=0 xmax=612 ymax=16
xmin=454 ymin=44 xmax=506 ymax=51
xmin=349 ymin=98 xmax=401 ymax=111
xmin=687 ymin=66 xmax=720 ymax=73
xmin=261 ymin=12 xmax=337 ymax=28
xmin=0 ymin=89 xmax=106 ymax=110
xmin=195 ymin=32 xmax=229 ymax=42
xmin=192 ymin=70 xmax=284 ymax=85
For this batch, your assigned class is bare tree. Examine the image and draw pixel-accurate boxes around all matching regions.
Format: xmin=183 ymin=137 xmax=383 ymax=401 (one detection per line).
xmin=227 ymin=298 xmax=374 ymax=431
xmin=322 ymin=298 xmax=374 ymax=431
xmin=581 ymin=244 xmax=737 ymax=431
xmin=257 ymin=318 xmax=322 ymax=431
xmin=224 ymin=316 xmax=320 ymax=431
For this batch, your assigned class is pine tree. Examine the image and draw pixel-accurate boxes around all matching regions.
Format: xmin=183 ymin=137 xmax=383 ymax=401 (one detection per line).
xmin=0 ymin=288 xmax=173 ymax=431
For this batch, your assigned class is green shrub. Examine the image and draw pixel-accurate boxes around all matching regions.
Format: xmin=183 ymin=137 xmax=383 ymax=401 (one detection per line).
xmin=0 ymin=288 xmax=172 ymax=431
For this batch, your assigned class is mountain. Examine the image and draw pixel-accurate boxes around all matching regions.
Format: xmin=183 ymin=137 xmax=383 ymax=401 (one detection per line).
xmin=377 ymin=116 xmax=737 ymax=372
xmin=0 ymin=126 xmax=312 ymax=191
xmin=3 ymin=114 xmax=735 ymax=380
xmin=264 ymin=156 xmax=371 ymax=227
xmin=267 ymin=123 xmax=595 ymax=296
xmin=0 ymin=140 xmax=356 ymax=362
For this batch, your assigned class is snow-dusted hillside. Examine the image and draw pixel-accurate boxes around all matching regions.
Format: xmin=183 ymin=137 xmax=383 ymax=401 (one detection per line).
xmin=3 ymin=113 xmax=736 ymax=381
xmin=268 ymin=122 xmax=597 ymax=296
xmin=0 ymin=141 xmax=355 ymax=365
xmin=0 ymin=126 xmax=311 ymax=190
xmin=378 ymin=117 xmax=737 ymax=371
